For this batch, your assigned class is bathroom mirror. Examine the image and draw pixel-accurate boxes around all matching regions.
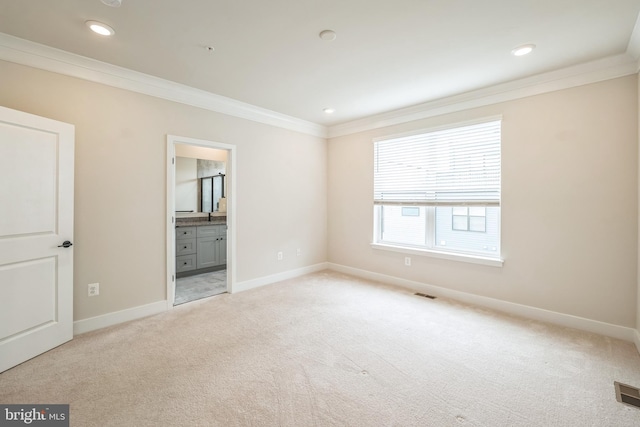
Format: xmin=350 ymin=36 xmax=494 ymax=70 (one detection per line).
xmin=175 ymin=154 xmax=226 ymax=215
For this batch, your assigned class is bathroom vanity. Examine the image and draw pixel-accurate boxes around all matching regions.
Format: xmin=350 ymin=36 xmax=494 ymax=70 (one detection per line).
xmin=175 ymin=221 xmax=226 ymax=278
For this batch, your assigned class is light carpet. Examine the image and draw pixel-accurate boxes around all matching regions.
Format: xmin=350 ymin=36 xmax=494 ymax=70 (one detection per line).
xmin=1 ymin=271 xmax=640 ymax=426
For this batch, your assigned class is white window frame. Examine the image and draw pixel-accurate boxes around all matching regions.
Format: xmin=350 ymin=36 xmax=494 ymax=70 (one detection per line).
xmin=371 ymin=117 xmax=503 ymax=267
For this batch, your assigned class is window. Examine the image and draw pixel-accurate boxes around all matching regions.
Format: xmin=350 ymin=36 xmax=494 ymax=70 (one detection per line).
xmin=373 ymin=119 xmax=501 ymax=260
xmin=452 ymin=207 xmax=486 ymax=232
xmin=402 ymin=207 xmax=421 ymax=217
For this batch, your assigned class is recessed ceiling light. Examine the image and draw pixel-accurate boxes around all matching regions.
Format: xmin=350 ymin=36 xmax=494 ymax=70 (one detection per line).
xmin=205 ymin=46 xmax=215 ymax=52
xmin=323 ymin=108 xmax=335 ymax=114
xmin=511 ymin=44 xmax=535 ymax=56
xmin=86 ymin=20 xmax=115 ymax=36
xmin=319 ymin=30 xmax=337 ymax=41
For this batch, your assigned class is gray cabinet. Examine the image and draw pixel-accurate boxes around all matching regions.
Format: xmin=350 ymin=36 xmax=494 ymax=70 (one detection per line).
xmin=196 ymin=225 xmax=226 ymax=269
xmin=176 ymin=227 xmax=196 ymax=239
xmin=176 ymin=227 xmax=197 ymax=273
xmin=176 ymin=254 xmax=196 ymax=273
xmin=176 ymin=224 xmax=226 ymax=277
xmin=218 ymin=235 xmax=227 ymax=265
xmin=176 ymin=238 xmax=196 ymax=256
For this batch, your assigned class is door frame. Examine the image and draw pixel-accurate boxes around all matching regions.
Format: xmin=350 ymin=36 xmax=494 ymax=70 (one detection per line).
xmin=166 ymin=135 xmax=237 ymax=308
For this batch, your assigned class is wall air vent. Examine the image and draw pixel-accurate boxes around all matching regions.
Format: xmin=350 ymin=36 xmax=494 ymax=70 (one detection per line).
xmin=414 ymin=293 xmax=436 ymax=299
xmin=615 ymin=381 xmax=640 ymax=409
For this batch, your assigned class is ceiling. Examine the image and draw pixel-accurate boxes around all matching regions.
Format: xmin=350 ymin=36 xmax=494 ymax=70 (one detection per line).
xmin=0 ymin=0 xmax=639 ymax=127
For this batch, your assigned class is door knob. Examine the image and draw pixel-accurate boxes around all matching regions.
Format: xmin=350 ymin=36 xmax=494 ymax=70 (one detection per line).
xmin=58 ymin=240 xmax=73 ymax=248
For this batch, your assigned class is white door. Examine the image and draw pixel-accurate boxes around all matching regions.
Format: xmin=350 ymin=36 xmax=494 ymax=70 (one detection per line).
xmin=0 ymin=106 xmax=74 ymax=373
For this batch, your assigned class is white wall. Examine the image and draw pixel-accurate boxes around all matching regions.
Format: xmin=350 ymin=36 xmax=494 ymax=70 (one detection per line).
xmin=175 ymin=157 xmax=198 ymax=212
xmin=0 ymin=59 xmax=327 ymax=322
xmin=328 ymin=76 xmax=638 ymax=328
xmin=0 ymin=56 xmax=637 ymax=332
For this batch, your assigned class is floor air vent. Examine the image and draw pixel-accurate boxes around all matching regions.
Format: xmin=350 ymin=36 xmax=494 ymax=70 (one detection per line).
xmin=615 ymin=381 xmax=640 ymax=409
xmin=414 ymin=293 xmax=436 ymax=299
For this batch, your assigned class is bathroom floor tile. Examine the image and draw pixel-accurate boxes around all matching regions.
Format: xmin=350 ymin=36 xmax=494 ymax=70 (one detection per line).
xmin=174 ymin=270 xmax=227 ymax=305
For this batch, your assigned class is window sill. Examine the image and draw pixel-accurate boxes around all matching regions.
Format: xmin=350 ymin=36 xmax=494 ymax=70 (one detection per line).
xmin=370 ymin=243 xmax=504 ymax=267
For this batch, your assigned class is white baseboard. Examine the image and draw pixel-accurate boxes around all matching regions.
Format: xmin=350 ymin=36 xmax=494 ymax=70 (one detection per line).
xmin=233 ymin=262 xmax=329 ymax=293
xmin=73 ymin=300 xmax=168 ymax=335
xmin=72 ymin=263 xmax=640 ymax=349
xmin=72 ymin=263 xmax=328 ymax=335
xmin=328 ymin=263 xmax=638 ymax=343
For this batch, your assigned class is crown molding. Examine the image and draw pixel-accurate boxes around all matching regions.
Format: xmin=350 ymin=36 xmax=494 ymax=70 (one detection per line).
xmin=0 ymin=32 xmax=328 ymax=138
xmin=328 ymin=53 xmax=638 ymax=138
xmin=1 ymin=31 xmax=637 ymax=142
xmin=628 ymin=12 xmax=640 ymax=72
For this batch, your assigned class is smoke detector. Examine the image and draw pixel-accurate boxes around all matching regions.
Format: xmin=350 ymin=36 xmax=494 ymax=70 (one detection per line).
xmin=101 ymin=0 xmax=122 ymax=7
xmin=319 ymin=30 xmax=337 ymax=41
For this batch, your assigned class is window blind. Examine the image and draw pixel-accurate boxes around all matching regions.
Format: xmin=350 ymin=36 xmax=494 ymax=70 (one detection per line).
xmin=374 ymin=120 xmax=501 ymax=206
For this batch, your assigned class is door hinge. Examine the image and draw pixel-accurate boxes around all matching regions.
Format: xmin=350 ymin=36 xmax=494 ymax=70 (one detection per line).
xmin=172 ymin=216 xmax=174 ymax=224
xmin=172 ymin=157 xmax=175 ymax=165
xmin=172 ymin=275 xmax=175 ymax=282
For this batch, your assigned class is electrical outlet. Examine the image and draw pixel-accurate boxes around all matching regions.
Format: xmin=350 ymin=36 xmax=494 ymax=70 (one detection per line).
xmin=277 ymin=251 xmax=283 ymax=261
xmin=296 ymin=248 xmax=301 ymax=257
xmin=88 ymin=283 xmax=99 ymax=297
xmin=404 ymin=257 xmax=411 ymax=266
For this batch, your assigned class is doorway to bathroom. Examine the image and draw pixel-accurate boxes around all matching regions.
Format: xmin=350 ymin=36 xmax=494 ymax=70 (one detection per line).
xmin=166 ymin=135 xmax=236 ymax=307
